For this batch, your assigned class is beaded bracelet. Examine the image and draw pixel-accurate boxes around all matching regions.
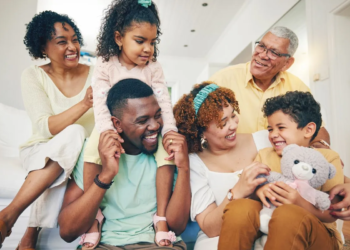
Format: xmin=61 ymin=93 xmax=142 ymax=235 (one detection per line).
xmin=94 ymin=174 xmax=114 ymax=189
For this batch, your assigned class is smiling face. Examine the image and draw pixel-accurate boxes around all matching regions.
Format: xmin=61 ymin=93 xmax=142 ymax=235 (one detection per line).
xmin=43 ymin=22 xmax=80 ymax=68
xmin=250 ymin=32 xmax=294 ymax=82
xmin=203 ymin=104 xmax=239 ymax=151
xmin=267 ymin=110 xmax=314 ymax=156
xmin=115 ymin=22 xmax=157 ymax=69
xmin=113 ymin=95 xmax=163 ymax=155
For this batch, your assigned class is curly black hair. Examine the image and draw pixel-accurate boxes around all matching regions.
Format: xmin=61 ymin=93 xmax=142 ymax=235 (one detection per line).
xmin=174 ymin=82 xmax=240 ymax=153
xmin=23 ymin=11 xmax=84 ymax=59
xmin=262 ymin=91 xmax=322 ymax=141
xmin=96 ymin=0 xmax=161 ymax=62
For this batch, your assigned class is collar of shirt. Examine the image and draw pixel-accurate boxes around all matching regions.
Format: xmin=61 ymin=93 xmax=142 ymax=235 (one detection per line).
xmin=244 ymin=62 xmax=286 ymax=91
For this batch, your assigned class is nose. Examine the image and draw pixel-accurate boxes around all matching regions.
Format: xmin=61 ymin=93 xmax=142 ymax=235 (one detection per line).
xmin=302 ymin=165 xmax=309 ymax=171
xmin=270 ymin=129 xmax=278 ymax=138
xmin=259 ymin=49 xmax=269 ymax=60
xmin=148 ymin=118 xmax=160 ymax=131
xmin=67 ymin=41 xmax=77 ymax=51
xmin=143 ymin=43 xmax=152 ymax=53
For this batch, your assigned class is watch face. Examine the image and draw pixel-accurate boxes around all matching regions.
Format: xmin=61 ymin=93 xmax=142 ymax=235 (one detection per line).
xmin=227 ymin=192 xmax=233 ymax=200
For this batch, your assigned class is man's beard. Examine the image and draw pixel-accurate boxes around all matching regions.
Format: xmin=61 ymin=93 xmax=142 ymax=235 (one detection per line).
xmin=140 ymin=143 xmax=159 ymax=155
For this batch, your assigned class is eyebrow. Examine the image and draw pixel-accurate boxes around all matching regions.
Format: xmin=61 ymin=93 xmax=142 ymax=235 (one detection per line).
xmin=221 ymin=110 xmax=235 ymax=121
xmin=135 ymin=108 xmax=161 ymax=121
xmin=260 ymin=42 xmax=280 ymax=52
xmin=55 ymin=34 xmax=77 ymax=40
xmin=134 ymin=35 xmax=157 ymax=41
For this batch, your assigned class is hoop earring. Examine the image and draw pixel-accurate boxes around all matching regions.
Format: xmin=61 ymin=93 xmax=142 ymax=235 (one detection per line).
xmin=200 ymin=137 xmax=208 ymax=149
xmin=119 ymin=45 xmax=122 ymax=51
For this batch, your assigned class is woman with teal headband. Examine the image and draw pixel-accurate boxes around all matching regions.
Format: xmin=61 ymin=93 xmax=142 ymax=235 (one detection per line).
xmin=174 ymin=82 xmax=271 ymax=250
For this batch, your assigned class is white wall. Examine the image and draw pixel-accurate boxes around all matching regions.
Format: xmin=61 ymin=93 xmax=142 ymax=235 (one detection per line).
xmin=206 ymin=0 xmax=299 ymax=65
xmin=306 ymin=0 xmax=350 ymax=175
xmin=158 ymin=55 xmax=208 ymax=104
xmin=0 ymin=0 xmax=38 ymax=109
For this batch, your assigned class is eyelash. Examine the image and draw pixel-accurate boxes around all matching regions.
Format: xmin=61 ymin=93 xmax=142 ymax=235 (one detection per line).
xmin=223 ymin=114 xmax=236 ymax=126
xmin=135 ymin=40 xmax=155 ymax=46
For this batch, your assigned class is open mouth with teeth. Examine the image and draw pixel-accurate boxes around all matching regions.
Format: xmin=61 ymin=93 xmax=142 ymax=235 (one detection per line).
xmin=225 ymin=132 xmax=236 ymax=140
xmin=65 ymin=54 xmax=78 ymax=59
xmin=143 ymin=132 xmax=158 ymax=145
xmin=255 ymin=59 xmax=268 ymax=67
xmin=273 ymin=141 xmax=286 ymax=149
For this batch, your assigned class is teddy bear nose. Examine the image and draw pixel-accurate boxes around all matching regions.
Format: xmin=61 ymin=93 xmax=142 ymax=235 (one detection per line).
xmin=294 ymin=160 xmax=300 ymax=164
xmin=302 ymin=165 xmax=309 ymax=171
xmin=312 ymin=168 xmax=317 ymax=174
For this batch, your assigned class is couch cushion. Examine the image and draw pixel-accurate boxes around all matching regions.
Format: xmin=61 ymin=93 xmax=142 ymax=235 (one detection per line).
xmin=0 ymin=103 xmax=31 ymax=157
xmin=0 ymin=157 xmax=26 ymax=198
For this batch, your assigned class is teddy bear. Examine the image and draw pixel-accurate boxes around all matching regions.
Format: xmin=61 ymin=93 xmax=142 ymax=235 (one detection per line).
xmin=259 ymin=144 xmax=336 ymax=235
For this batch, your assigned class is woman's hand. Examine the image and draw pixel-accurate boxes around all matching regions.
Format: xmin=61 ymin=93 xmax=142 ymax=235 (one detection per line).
xmin=232 ymin=162 xmax=271 ymax=199
xmin=82 ymin=86 xmax=93 ymax=109
xmin=267 ymin=182 xmax=304 ymax=207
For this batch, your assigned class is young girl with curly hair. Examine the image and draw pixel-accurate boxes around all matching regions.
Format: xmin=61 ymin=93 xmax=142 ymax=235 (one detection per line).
xmin=80 ymin=0 xmax=178 ymax=249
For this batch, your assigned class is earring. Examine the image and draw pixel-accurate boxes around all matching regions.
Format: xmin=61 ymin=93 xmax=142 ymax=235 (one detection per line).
xmin=200 ymin=137 xmax=208 ymax=149
xmin=119 ymin=45 xmax=122 ymax=51
xmin=43 ymin=53 xmax=47 ymax=59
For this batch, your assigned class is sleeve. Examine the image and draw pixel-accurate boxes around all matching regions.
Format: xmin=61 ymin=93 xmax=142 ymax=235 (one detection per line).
xmin=254 ymin=150 xmax=263 ymax=162
xmin=21 ymin=67 xmax=53 ymax=138
xmin=92 ymin=57 xmax=115 ymax=133
xmin=321 ymin=150 xmax=344 ymax=192
xmin=189 ymin=154 xmax=216 ymax=221
xmin=154 ymin=136 xmax=174 ymax=167
xmin=149 ymin=61 xmax=178 ymax=136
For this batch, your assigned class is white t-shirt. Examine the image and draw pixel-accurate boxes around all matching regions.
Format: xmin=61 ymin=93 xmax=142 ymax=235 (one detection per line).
xmin=190 ymin=130 xmax=271 ymax=250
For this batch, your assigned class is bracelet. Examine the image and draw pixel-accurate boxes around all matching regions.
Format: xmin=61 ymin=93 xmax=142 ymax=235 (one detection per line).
xmin=312 ymin=139 xmax=330 ymax=148
xmin=94 ymin=174 xmax=114 ymax=189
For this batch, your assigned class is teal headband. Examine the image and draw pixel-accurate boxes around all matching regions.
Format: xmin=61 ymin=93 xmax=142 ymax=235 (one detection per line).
xmin=138 ymin=0 xmax=152 ymax=8
xmin=193 ymin=84 xmax=219 ymax=116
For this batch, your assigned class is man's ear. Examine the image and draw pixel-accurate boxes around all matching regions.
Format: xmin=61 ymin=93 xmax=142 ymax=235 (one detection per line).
xmin=304 ymin=122 xmax=316 ymax=140
xmin=111 ymin=116 xmax=123 ymax=133
xmin=281 ymin=57 xmax=295 ymax=71
xmin=114 ymin=31 xmax=123 ymax=47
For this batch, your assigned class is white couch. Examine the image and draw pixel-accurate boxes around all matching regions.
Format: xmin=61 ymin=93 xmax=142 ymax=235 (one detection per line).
xmin=0 ymin=103 xmax=80 ymax=250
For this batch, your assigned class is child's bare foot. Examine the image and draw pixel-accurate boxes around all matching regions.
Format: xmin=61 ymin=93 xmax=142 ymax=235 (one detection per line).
xmin=17 ymin=227 xmax=40 ymax=250
xmin=155 ymin=220 xmax=171 ymax=246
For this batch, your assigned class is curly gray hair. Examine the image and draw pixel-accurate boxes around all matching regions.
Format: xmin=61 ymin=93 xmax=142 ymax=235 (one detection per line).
xmin=269 ymin=26 xmax=298 ymax=56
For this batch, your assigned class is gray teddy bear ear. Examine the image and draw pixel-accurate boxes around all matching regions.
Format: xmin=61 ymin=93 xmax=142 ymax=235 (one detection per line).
xmin=282 ymin=144 xmax=299 ymax=156
xmin=328 ymin=163 xmax=336 ymax=179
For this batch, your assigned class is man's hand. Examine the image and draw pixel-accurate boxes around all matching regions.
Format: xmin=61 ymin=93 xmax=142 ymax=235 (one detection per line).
xmin=267 ymin=182 xmax=304 ymax=207
xmin=329 ymin=183 xmax=350 ymax=220
xmin=162 ymin=131 xmax=189 ymax=170
xmin=98 ymin=131 xmax=123 ymax=181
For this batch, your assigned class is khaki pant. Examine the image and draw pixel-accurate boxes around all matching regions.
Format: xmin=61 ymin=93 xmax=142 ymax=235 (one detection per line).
xmin=93 ymin=241 xmax=187 ymax=250
xmin=218 ymin=199 xmax=340 ymax=250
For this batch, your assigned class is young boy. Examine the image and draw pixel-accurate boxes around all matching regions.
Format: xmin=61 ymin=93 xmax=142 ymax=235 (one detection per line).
xmin=255 ymin=91 xmax=344 ymax=249
xmin=217 ymin=91 xmax=344 ymax=250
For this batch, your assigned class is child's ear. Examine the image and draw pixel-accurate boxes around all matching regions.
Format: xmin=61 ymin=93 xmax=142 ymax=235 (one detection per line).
xmin=114 ymin=31 xmax=123 ymax=47
xmin=304 ymin=122 xmax=316 ymax=140
xmin=111 ymin=116 xmax=123 ymax=133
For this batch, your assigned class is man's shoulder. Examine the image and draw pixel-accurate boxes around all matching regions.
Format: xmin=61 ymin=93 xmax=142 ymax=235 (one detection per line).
xmin=314 ymin=148 xmax=340 ymax=162
xmin=282 ymin=71 xmax=310 ymax=91
xmin=209 ymin=62 xmax=249 ymax=88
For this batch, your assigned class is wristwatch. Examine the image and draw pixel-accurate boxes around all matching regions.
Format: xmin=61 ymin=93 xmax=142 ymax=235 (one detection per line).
xmin=227 ymin=189 xmax=234 ymax=201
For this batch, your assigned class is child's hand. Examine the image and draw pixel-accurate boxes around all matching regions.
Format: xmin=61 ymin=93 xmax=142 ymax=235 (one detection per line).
xmin=162 ymin=131 xmax=176 ymax=161
xmin=256 ymin=184 xmax=281 ymax=208
xmin=268 ymin=182 xmax=304 ymax=206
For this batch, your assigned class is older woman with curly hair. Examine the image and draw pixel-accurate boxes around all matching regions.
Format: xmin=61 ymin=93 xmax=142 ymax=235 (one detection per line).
xmin=0 ymin=11 xmax=94 ymax=249
xmin=173 ymin=82 xmax=271 ymax=250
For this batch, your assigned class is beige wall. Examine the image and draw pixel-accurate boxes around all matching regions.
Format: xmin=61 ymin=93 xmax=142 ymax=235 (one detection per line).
xmin=0 ymin=0 xmax=38 ymax=109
